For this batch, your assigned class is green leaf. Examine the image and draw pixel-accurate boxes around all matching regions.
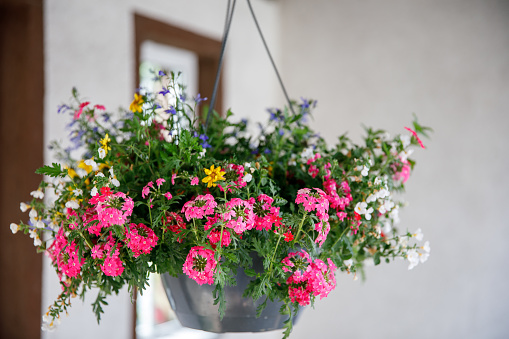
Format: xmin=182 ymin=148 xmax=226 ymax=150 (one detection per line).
xmin=35 ymin=163 xmax=64 ymax=178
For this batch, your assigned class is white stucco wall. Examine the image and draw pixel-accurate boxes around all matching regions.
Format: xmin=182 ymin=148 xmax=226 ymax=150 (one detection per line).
xmin=42 ymin=1 xmax=281 ymax=338
xmin=42 ymin=1 xmax=509 ymax=339
xmin=280 ymin=1 xmax=509 ymax=338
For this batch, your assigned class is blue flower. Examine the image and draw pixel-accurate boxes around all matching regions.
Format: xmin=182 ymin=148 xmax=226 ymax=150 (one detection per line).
xmin=165 ymin=106 xmax=177 ymax=115
xmin=264 ymin=148 xmax=271 ymax=154
xmin=179 ymin=93 xmax=187 ymax=102
xmin=102 ymin=113 xmax=111 ymax=123
xmin=159 ymin=87 xmax=170 ymax=96
xmin=158 ymin=70 xmax=167 ymax=76
xmin=57 ymin=104 xmax=70 ymax=114
xmin=268 ymin=108 xmax=284 ymax=122
xmin=194 ymin=93 xmax=207 ymax=104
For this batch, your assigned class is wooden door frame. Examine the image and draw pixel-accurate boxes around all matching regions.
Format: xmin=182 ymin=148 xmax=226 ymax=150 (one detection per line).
xmin=0 ymin=1 xmax=44 ymax=338
xmin=134 ymin=13 xmax=224 ymax=118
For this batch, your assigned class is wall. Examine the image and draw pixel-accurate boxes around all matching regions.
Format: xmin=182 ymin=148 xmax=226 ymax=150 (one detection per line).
xmin=42 ymin=1 xmax=281 ymax=338
xmin=280 ymin=1 xmax=509 ymax=338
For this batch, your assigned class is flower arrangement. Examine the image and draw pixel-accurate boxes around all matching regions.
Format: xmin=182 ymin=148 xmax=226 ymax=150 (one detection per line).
xmin=11 ymin=71 xmax=431 ymax=337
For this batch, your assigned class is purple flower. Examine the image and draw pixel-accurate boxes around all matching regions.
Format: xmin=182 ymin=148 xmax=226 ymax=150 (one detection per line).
xmin=264 ymin=148 xmax=272 ymax=154
xmin=158 ymin=70 xmax=167 ymax=76
xmin=165 ymin=106 xmax=176 ymax=115
xmin=179 ymin=93 xmax=187 ymax=102
xmin=159 ymin=87 xmax=170 ymax=96
xmin=58 ymin=104 xmax=70 ymax=114
xmin=194 ymin=93 xmax=207 ymax=104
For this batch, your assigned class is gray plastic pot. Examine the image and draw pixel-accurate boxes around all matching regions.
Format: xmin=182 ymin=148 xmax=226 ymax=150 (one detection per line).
xmin=161 ymin=255 xmax=301 ymax=333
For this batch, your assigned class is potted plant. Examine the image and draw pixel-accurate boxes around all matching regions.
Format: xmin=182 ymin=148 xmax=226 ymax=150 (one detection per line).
xmin=11 ymin=71 xmax=431 ymax=338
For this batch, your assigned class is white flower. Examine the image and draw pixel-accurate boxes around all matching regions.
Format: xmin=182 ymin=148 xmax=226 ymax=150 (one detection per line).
xmin=374 ymin=177 xmax=382 ymax=185
xmin=366 ymin=194 xmax=376 ymax=203
xmin=29 ymin=208 xmax=38 ymax=219
xmin=48 ymin=221 xmax=58 ymax=231
xmin=399 ymin=149 xmax=414 ymax=162
xmin=91 ymin=187 xmax=98 ymax=196
xmin=65 ymin=199 xmax=80 ymax=209
xmin=382 ymin=221 xmax=392 ymax=234
xmin=407 ymin=249 xmax=419 ymax=270
xmin=344 ymin=259 xmax=353 ymax=269
xmin=376 ymin=188 xmax=390 ymax=199
xmin=33 ymin=237 xmax=42 ymax=247
xmin=361 ymin=165 xmax=369 ymax=176
xmin=354 ymin=202 xmax=367 ymax=214
xmin=400 ymin=134 xmax=411 ymax=148
xmin=95 ymin=172 xmax=105 ymax=178
xmin=413 ymin=228 xmax=424 ymax=241
xmin=36 ymin=220 xmax=45 ymax=229
xmin=30 ymin=188 xmax=44 ymax=199
xmin=422 ymin=241 xmax=431 ymax=253
xmin=111 ymin=178 xmax=120 ymax=187
xmin=300 ymin=147 xmax=314 ymax=161
xmin=29 ymin=229 xmax=37 ymax=239
xmin=364 ymin=207 xmax=374 ymax=220
xmin=85 ymin=158 xmax=98 ymax=171
xmin=98 ymin=147 xmax=106 ymax=159
xmin=390 ymin=206 xmax=400 ymax=224
xmin=420 ymin=252 xmax=430 ymax=264
xmin=10 ymin=223 xmax=20 ymax=234
xmin=244 ymin=162 xmax=251 ymax=169
xmin=74 ymin=189 xmax=83 ymax=197
xmin=198 ymin=148 xmax=206 ymax=159
xmin=20 ymin=202 xmax=29 ymax=212
xmin=242 ymin=173 xmax=253 ymax=183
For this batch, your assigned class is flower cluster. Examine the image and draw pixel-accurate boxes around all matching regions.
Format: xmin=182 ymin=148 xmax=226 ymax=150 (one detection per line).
xmin=10 ymin=71 xmax=431 ymax=338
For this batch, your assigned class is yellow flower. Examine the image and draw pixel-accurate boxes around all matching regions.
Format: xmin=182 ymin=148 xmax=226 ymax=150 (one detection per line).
xmin=99 ymin=134 xmax=111 ymax=155
xmin=202 ymin=165 xmax=226 ymax=188
xmin=65 ymin=166 xmax=77 ymax=179
xmin=129 ymin=93 xmax=144 ymax=113
xmin=78 ymin=159 xmax=93 ymax=174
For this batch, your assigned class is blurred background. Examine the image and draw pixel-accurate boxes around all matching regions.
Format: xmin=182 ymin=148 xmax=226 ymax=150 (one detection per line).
xmin=1 ymin=0 xmax=508 ymax=338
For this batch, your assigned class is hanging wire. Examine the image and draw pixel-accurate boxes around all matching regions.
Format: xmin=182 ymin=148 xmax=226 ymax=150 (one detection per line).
xmin=246 ymin=0 xmax=295 ymax=116
xmin=205 ymin=0 xmax=296 ymax=131
xmin=204 ymin=0 xmax=237 ymax=131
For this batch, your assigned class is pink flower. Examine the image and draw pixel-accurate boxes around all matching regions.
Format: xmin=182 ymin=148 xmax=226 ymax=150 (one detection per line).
xmin=142 ymin=181 xmax=154 ymax=198
xmin=393 ymin=159 xmax=411 ymax=183
xmin=94 ymin=104 xmax=105 ymax=110
xmin=171 ymin=173 xmax=177 ymax=185
xmin=88 ymin=190 xmax=134 ymax=232
xmin=164 ymin=192 xmax=173 ymax=200
xmin=101 ymin=255 xmax=125 ymax=276
xmin=73 ymin=101 xmax=90 ymax=120
xmin=182 ymin=246 xmax=217 ymax=285
xmin=223 ymin=198 xmax=255 ymax=234
xmin=124 ymin=223 xmax=158 ymax=258
xmin=156 ymin=178 xmax=166 ymax=187
xmin=181 ymin=194 xmax=217 ymax=221
xmin=295 ymin=188 xmax=329 ymax=220
xmin=190 ymin=177 xmax=199 ymax=186
xmin=218 ymin=164 xmax=246 ymax=193
xmin=162 ymin=212 xmax=186 ymax=242
xmin=404 ymin=127 xmax=425 ymax=149
xmin=208 ymin=228 xmax=231 ymax=248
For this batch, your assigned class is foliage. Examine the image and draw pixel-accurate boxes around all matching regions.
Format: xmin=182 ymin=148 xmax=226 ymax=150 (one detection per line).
xmin=12 ymin=71 xmax=431 ymax=336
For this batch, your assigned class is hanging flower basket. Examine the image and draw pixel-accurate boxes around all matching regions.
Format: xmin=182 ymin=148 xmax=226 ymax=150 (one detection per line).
xmin=161 ymin=252 xmax=302 ymax=333
xmin=10 ymin=70 xmax=431 ymax=337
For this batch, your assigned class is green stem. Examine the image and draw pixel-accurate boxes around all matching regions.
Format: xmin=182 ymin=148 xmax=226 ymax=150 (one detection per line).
xmin=330 ymin=225 xmax=350 ymax=250
xmin=79 ymin=231 xmax=94 ymax=250
xmin=292 ymin=212 xmax=308 ymax=246
xmin=268 ymin=235 xmax=282 ymax=274
xmin=192 ymin=219 xmax=199 ymax=243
